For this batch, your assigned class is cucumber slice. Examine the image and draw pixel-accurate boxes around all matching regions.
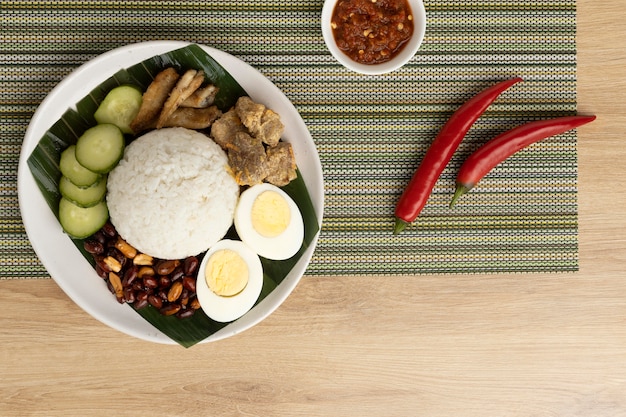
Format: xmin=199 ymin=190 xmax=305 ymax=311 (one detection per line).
xmin=94 ymin=85 xmax=143 ymax=134
xmin=59 ymin=145 xmax=101 ymax=187
xmin=59 ymin=197 xmax=109 ymax=239
xmin=75 ymin=124 xmax=125 ymax=174
xmin=59 ymin=175 xmax=107 ymax=208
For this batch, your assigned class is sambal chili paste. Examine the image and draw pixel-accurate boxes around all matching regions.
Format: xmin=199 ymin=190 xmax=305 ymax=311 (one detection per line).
xmin=331 ymin=0 xmax=414 ymax=65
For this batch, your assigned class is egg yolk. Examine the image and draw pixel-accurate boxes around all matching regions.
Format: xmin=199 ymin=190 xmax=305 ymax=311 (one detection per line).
xmin=251 ymin=190 xmax=291 ymax=237
xmin=205 ymin=249 xmax=248 ymax=297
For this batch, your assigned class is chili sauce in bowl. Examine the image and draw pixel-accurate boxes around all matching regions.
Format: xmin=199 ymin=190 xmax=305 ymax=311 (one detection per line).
xmin=321 ymin=0 xmax=426 ymax=75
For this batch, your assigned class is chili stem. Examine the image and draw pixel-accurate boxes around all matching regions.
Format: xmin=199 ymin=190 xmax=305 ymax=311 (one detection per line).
xmin=449 ymin=184 xmax=470 ymax=209
xmin=393 ymin=218 xmax=408 ymax=235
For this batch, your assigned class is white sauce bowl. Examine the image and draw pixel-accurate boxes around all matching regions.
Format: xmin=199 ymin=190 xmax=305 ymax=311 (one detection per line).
xmin=321 ymin=0 xmax=427 ymax=75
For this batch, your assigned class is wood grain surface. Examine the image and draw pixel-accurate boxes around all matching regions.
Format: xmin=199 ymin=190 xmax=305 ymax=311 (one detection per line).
xmin=3 ymin=1 xmax=626 ymax=416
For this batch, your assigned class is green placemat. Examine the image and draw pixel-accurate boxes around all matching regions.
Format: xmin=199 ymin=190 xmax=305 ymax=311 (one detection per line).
xmin=1 ymin=0 xmax=577 ymax=278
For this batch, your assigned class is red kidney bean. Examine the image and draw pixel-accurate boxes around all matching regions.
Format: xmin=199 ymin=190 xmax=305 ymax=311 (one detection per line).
xmin=184 ymin=256 xmax=199 ymax=275
xmin=148 ymin=294 xmax=163 ymax=309
xmin=84 ymin=239 xmax=104 ymax=255
xmin=134 ymin=298 xmax=149 ymax=310
xmin=170 ymin=265 xmax=184 ymax=282
xmin=101 ymin=222 xmax=116 ymax=238
xmin=156 ymin=259 xmax=179 ymax=275
xmin=182 ymin=276 xmax=196 ymax=292
xmin=124 ymin=288 xmax=136 ymax=304
xmin=176 ymin=308 xmax=195 ymax=319
xmin=123 ymin=266 xmax=138 ymax=286
xmin=158 ymin=275 xmax=171 ymax=289
xmin=95 ymin=256 xmax=111 ymax=274
xmin=92 ymin=231 xmax=106 ymax=244
xmin=95 ymin=263 xmax=108 ymax=279
xmin=143 ymin=276 xmax=159 ymax=289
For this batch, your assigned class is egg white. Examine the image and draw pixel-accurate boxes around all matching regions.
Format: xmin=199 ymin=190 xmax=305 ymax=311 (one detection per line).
xmin=234 ymin=183 xmax=304 ymax=260
xmin=196 ymin=239 xmax=264 ymax=323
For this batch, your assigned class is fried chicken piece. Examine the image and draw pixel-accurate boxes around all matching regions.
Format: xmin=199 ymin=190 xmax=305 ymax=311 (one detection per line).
xmin=180 ymin=84 xmax=219 ymax=108
xmin=265 ymin=142 xmax=297 ymax=186
xmin=209 ymin=108 xmax=247 ymax=149
xmin=130 ymin=67 xmax=180 ymax=133
xmin=156 ymin=69 xmax=205 ymax=128
xmin=235 ymin=96 xmax=285 ymax=146
xmin=235 ymin=96 xmax=265 ymax=132
xmin=225 ymin=132 xmax=269 ymax=186
xmin=257 ymin=108 xmax=285 ymax=147
xmin=158 ymin=106 xmax=222 ymax=130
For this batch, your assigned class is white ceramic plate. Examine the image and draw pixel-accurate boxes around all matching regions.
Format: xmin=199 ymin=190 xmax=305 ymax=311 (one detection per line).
xmin=17 ymin=41 xmax=324 ymax=344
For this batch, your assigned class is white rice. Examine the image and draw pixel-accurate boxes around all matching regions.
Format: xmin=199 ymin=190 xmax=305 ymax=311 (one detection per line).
xmin=106 ymin=127 xmax=240 ymax=260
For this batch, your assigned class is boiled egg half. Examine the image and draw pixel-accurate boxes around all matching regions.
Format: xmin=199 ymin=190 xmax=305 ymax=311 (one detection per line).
xmin=196 ymin=239 xmax=263 ymax=323
xmin=234 ymin=183 xmax=304 ymax=260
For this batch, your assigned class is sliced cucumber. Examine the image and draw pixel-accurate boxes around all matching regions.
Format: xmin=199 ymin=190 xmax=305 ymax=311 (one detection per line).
xmin=59 ymin=175 xmax=107 ymax=208
xmin=59 ymin=197 xmax=109 ymax=239
xmin=59 ymin=145 xmax=101 ymax=187
xmin=94 ymin=85 xmax=143 ymax=134
xmin=75 ymin=124 xmax=125 ymax=174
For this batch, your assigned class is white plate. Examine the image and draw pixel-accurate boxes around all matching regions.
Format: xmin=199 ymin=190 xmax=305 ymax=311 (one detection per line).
xmin=17 ymin=41 xmax=324 ymax=345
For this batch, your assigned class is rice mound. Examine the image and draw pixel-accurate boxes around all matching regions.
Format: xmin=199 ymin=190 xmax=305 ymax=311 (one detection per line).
xmin=107 ymin=127 xmax=240 ymax=260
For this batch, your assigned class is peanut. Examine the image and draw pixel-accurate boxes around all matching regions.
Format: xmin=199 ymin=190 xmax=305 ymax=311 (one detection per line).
xmin=108 ymin=272 xmax=124 ymax=300
xmin=167 ymin=281 xmax=183 ymax=302
xmin=160 ymin=304 xmax=181 ymax=316
xmin=133 ymin=253 xmax=154 ymax=266
xmin=115 ymin=237 xmax=137 ymax=259
xmin=137 ymin=266 xmax=155 ymax=278
xmin=103 ymin=256 xmax=122 ymax=273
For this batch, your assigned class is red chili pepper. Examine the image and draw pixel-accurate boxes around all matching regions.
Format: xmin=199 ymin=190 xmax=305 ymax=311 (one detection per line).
xmin=393 ymin=77 xmax=523 ymax=235
xmin=449 ymin=114 xmax=596 ymax=208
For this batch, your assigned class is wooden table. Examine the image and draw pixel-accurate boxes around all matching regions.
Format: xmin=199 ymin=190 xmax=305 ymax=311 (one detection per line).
xmin=2 ymin=1 xmax=626 ymax=415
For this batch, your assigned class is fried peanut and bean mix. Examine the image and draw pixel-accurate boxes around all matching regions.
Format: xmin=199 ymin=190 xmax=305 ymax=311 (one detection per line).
xmin=86 ymin=221 xmax=202 ymax=318
xmin=70 ymin=67 xmax=298 ymax=318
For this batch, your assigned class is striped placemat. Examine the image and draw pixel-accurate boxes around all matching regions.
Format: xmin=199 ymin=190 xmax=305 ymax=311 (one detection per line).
xmin=1 ymin=0 xmax=577 ymax=278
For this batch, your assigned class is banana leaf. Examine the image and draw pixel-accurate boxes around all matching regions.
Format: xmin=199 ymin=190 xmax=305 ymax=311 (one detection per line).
xmin=26 ymin=44 xmax=319 ymax=348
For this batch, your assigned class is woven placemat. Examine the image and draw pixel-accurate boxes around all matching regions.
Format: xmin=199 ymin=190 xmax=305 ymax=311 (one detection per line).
xmin=1 ymin=0 xmax=577 ymax=278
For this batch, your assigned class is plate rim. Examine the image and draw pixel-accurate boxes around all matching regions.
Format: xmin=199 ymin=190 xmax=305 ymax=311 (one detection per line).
xmin=17 ymin=41 xmax=324 ymax=345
